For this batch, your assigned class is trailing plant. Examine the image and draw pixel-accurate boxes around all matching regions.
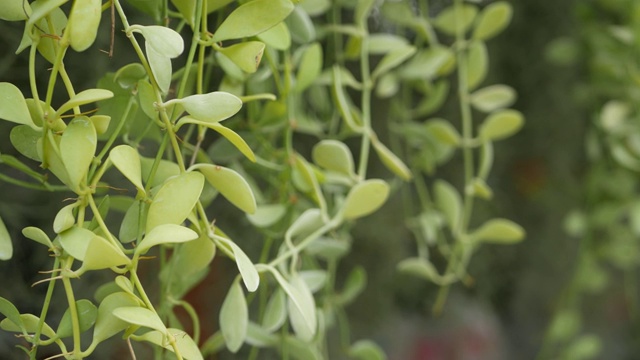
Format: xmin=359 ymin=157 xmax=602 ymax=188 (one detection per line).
xmin=0 ymin=0 xmax=524 ymax=359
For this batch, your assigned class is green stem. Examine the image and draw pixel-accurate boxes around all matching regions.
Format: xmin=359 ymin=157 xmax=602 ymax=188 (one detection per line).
xmin=61 ymin=259 xmax=82 ymax=359
xmin=357 ymin=33 xmax=372 ymax=180
xmin=30 ymin=257 xmax=60 ymax=360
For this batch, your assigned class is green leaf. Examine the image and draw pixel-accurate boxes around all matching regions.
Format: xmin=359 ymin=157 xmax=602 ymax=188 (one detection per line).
xmin=58 ymin=226 xmax=94 ymax=260
xmin=371 ymin=45 xmax=416 ymax=79
xmin=478 ymin=109 xmax=524 ymax=141
xmin=137 ymin=80 xmax=158 ymax=120
xmin=113 ymin=307 xmax=167 ymax=333
xmin=218 ymin=41 xmax=265 ymax=73
xmin=332 ymin=66 xmax=361 ymax=131
xmin=467 ymin=177 xmax=493 ymax=200
xmin=26 ymin=0 xmax=67 ymax=30
xmin=312 ymin=140 xmax=355 ymax=176
xmin=119 ymin=201 xmax=141 ymax=243
xmin=193 ymin=164 xmax=257 ymax=214
xmin=286 ymin=6 xmax=315 ymax=44
xmin=0 ymin=297 xmax=23 ymax=330
xmin=0 ymin=217 xmax=11 ymax=261
xmin=466 ymin=41 xmax=488 ymax=90
xmin=348 ymin=340 xmax=387 ymax=360
xmin=300 ymin=270 xmax=327 ymax=293
xmin=262 ymin=288 xmax=287 ymax=332
xmin=287 ymin=274 xmax=316 ymax=341
xmin=339 ymin=266 xmax=366 ymax=306
xmin=31 ymin=7 xmax=67 ymax=64
xmin=212 ymin=0 xmax=295 ymax=42
xmin=114 ymin=63 xmax=147 ymax=89
xmin=247 ymin=204 xmax=287 ymax=228
xmin=134 ymin=25 xmax=184 ymax=58
xmin=281 ymin=335 xmax=323 ymax=360
xmin=305 ymin=237 xmax=350 ymax=260
xmin=343 ymin=179 xmax=390 ymax=220
xmin=135 ymin=224 xmax=198 ymax=255
xmin=0 ymin=0 xmax=30 ymax=21
xmin=295 ymin=43 xmax=323 ymax=92
xmin=171 ymin=0 xmax=196 ymax=26
xmin=398 ymin=47 xmax=454 ymax=81
xmin=434 ymin=180 xmax=462 ymax=231
xmin=220 ymin=280 xmax=248 ymax=353
xmin=246 ymin=322 xmax=279 ymax=347
xmin=397 ymin=257 xmax=438 ymax=281
xmin=90 ymin=115 xmax=111 ymax=135
xmin=425 ymin=119 xmax=461 ymax=146
xmin=470 ymin=218 xmax=525 ymax=244
xmin=433 ymin=4 xmax=478 ymax=36
xmin=371 ymin=137 xmax=412 ymax=181
xmin=93 ymin=292 xmax=141 ymax=343
xmin=137 ymin=328 xmax=204 ymax=360
xmin=22 ymin=227 xmax=53 ymax=248
xmin=217 ymin=236 xmax=260 ymax=292
xmin=60 ymin=117 xmax=97 ymax=191
xmin=0 ymin=314 xmax=56 ymax=339
xmin=171 ymin=234 xmax=216 ymax=277
xmin=470 ymin=85 xmax=516 ymax=113
xmin=564 ymin=335 xmax=602 ymax=360
xmin=57 ymin=89 xmax=114 ymax=117
xmin=67 ymin=0 xmax=102 ymax=52
xmin=140 ymin=156 xmax=181 ymax=188
xmin=53 ymin=203 xmax=77 ymax=234
xmin=175 ymin=92 xmax=242 ymax=123
xmin=472 ymin=1 xmax=512 ymax=40
xmin=146 ymin=172 xmax=205 ymax=233
xmin=10 ymin=125 xmax=42 ymax=161
xmin=0 ymin=83 xmax=38 ymax=129
xmin=286 ymin=209 xmax=323 ymax=241
xmin=293 ymin=154 xmax=327 ymax=211
xmin=110 ymin=145 xmax=145 ymax=192
xmin=257 ymin=22 xmax=291 ymax=50
xmin=355 ymin=0 xmax=376 ymax=27
xmin=146 ymin=45 xmax=172 ymax=94
xmin=182 ymin=120 xmax=256 ymax=162
xmin=367 ymin=33 xmax=409 ymax=54
xmin=78 ymin=235 xmax=131 ymax=272
xmin=56 ymin=299 xmax=97 ymax=338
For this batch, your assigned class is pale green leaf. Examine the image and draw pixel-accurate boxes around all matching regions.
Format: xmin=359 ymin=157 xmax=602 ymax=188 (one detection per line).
xmin=339 ymin=266 xmax=366 ymax=306
xmin=90 ymin=115 xmax=111 ymax=135
xmin=472 ymin=1 xmax=512 ymax=40
xmin=146 ymin=172 xmax=205 ymax=233
xmin=262 ymin=288 xmax=287 ymax=332
xmin=137 ymin=328 xmax=204 ymax=360
xmin=146 ymin=45 xmax=172 ymax=94
xmin=257 ymin=22 xmax=291 ymax=50
xmin=367 ymin=33 xmax=409 ymax=54
xmin=0 ymin=217 xmax=11 ymax=261
xmin=114 ymin=63 xmax=147 ymax=89
xmin=467 ymin=41 xmax=488 ymax=90
xmin=53 ymin=203 xmax=76 ymax=234
xmin=58 ymin=226 xmax=94 ymax=260
xmin=193 ymin=164 xmax=257 ymax=214
xmin=470 ymin=218 xmax=525 ymax=244
xmin=180 ymin=120 xmax=256 ymax=162
xmin=60 ymin=117 xmax=97 ymax=191
xmin=348 ymin=340 xmax=387 ymax=360
xmin=287 ymin=274 xmax=317 ymax=341
xmin=247 ymin=204 xmax=287 ymax=228
xmin=397 ymin=257 xmax=438 ymax=281
xmin=434 ymin=180 xmax=462 ymax=231
xmin=305 ymin=237 xmax=350 ymax=260
xmin=343 ymin=179 xmax=390 ymax=220
xmin=220 ymin=280 xmax=248 ymax=353
xmin=57 ymin=89 xmax=114 ymax=117
xmin=212 ymin=0 xmax=294 ymax=42
xmin=300 ymin=270 xmax=327 ymax=293
xmin=479 ymin=109 xmax=524 ymax=141
xmin=56 ymin=299 xmax=97 ymax=338
xmin=295 ymin=43 xmax=323 ymax=92
xmin=218 ymin=41 xmax=265 ymax=73
xmin=0 ymin=297 xmax=23 ymax=330
xmin=93 ymin=292 xmax=140 ymax=343
xmin=22 ymin=227 xmax=53 ymax=248
xmin=372 ymin=45 xmax=416 ymax=79
xmin=425 ymin=118 xmax=461 ymax=146
xmin=0 ymin=83 xmax=37 ymax=129
xmin=0 ymin=0 xmax=30 ymax=21
xmin=371 ymin=137 xmax=412 ymax=181
xmin=398 ymin=47 xmax=454 ymax=81
xmin=27 ymin=0 xmax=67 ymax=28
xmin=433 ymin=4 xmax=478 ymax=36
xmin=286 ymin=209 xmax=323 ymax=240
xmin=0 ymin=314 xmax=56 ymax=339
xmin=33 ymin=8 xmax=67 ymax=64
xmin=287 ymin=6 xmax=316 ymax=44
xmin=134 ymin=25 xmax=184 ymax=58
xmin=246 ymin=322 xmax=279 ymax=347
xmin=110 ymin=145 xmax=145 ymax=192
xmin=10 ymin=125 xmax=42 ymax=161
xmin=470 ymin=85 xmax=516 ymax=113
xmin=68 ymin=0 xmax=101 ymax=52
xmin=140 ymin=156 xmax=180 ymax=188
xmin=171 ymin=234 xmax=216 ymax=277
xmin=218 ymin=237 xmax=260 ymax=292
xmin=312 ymin=140 xmax=355 ymax=176
xmin=113 ymin=307 xmax=167 ymax=333
xmin=281 ymin=336 xmax=323 ymax=360
xmin=135 ymin=224 xmax=198 ymax=255
xmin=175 ymin=92 xmax=242 ymax=123
xmin=119 ymin=201 xmax=141 ymax=243
xmin=78 ymin=235 xmax=131 ymax=272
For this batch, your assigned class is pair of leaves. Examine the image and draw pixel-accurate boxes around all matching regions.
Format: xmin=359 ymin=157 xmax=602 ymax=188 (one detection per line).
xmin=58 ymin=227 xmax=130 ymax=274
xmin=131 ymin=25 xmax=184 ymax=94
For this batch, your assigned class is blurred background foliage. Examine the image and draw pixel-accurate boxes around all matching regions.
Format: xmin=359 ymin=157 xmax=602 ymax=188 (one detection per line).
xmin=2 ymin=0 xmax=640 ymax=359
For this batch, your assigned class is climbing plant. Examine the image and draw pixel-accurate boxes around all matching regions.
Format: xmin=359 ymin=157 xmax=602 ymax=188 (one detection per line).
xmin=0 ymin=0 xmax=524 ymax=359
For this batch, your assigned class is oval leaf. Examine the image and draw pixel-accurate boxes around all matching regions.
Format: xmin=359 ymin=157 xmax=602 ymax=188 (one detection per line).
xmin=68 ymin=0 xmax=102 ymax=52
xmin=0 ymin=83 xmax=37 ymax=129
xmin=112 ymin=307 xmax=167 ymax=333
xmin=470 ymin=85 xmax=516 ymax=113
xmin=343 ymin=179 xmax=390 ymax=220
xmin=110 ymin=145 xmax=145 ymax=192
xmin=138 ymin=328 xmax=204 ymax=360
xmin=212 ymin=0 xmax=295 ymax=42
xmin=0 ymin=217 xmax=11 ymax=261
xmin=146 ymin=172 xmax=205 ymax=233
xmin=218 ymin=41 xmax=265 ymax=73
xmin=93 ymin=292 xmax=141 ymax=343
xmin=220 ymin=280 xmax=248 ymax=353
xmin=207 ymin=122 xmax=256 ymax=162
xmin=0 ymin=0 xmax=30 ymax=21
xmin=78 ymin=235 xmax=131 ymax=272
xmin=434 ymin=180 xmax=462 ymax=231
xmin=193 ymin=164 xmax=257 ymax=214
xmin=53 ymin=203 xmax=77 ymax=234
xmin=287 ymin=274 xmax=317 ymax=341
xmin=0 ymin=297 xmax=23 ymax=330
xmin=175 ymin=92 xmax=242 ymax=123
xmin=146 ymin=45 xmax=172 ymax=94
xmin=262 ymin=288 xmax=287 ymax=332
xmin=57 ymin=89 xmax=114 ymax=117
xmin=56 ymin=299 xmax=97 ymax=338
xmin=371 ymin=138 xmax=412 ymax=181
xmin=470 ymin=218 xmax=525 ymax=244
xmin=295 ymin=42 xmax=323 ymax=92
xmin=472 ymin=1 xmax=513 ymax=40
xmin=58 ymin=226 xmax=94 ymax=260
xmin=467 ymin=41 xmax=488 ymax=90
xmin=135 ymin=25 xmax=184 ymax=58
xmin=135 ymin=224 xmax=198 ymax=255
xmin=372 ymin=45 xmax=417 ymax=79
xmin=312 ymin=140 xmax=355 ymax=176
xmin=433 ymin=4 xmax=478 ymax=36
xmin=22 ymin=226 xmax=53 ymax=248
xmin=425 ymin=118 xmax=461 ymax=146
xmin=60 ymin=117 xmax=97 ymax=191
xmin=257 ymin=22 xmax=291 ymax=50
xmin=348 ymin=339 xmax=387 ymax=360
xmin=247 ymin=204 xmax=287 ymax=228
xmin=216 ymin=236 xmax=260 ymax=292
xmin=479 ymin=109 xmax=524 ymax=141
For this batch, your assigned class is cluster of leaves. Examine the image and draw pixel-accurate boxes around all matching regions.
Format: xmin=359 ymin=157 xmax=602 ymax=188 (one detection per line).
xmin=0 ymin=0 xmax=525 ymax=359
xmin=539 ymin=0 xmax=640 ymax=358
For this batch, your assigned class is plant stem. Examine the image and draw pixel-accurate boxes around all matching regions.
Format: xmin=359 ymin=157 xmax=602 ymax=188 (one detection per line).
xmin=61 ymin=258 xmax=82 ymax=359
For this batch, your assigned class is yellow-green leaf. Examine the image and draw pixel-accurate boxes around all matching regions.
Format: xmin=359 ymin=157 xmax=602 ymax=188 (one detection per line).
xmin=434 ymin=180 xmax=462 ymax=231
xmin=343 ymin=179 xmax=390 ymax=220
xmin=53 ymin=203 xmax=77 ymax=234
xmin=433 ymin=4 xmax=478 ymax=36
xmin=146 ymin=172 xmax=205 ymax=233
xmin=0 ymin=217 xmax=12 ymax=261
xmin=295 ymin=43 xmax=323 ymax=92
xmin=212 ymin=0 xmax=294 ymax=42
xmin=0 ymin=0 xmax=31 ymax=21
xmin=467 ymin=41 xmax=488 ymax=90
xmin=60 ymin=117 xmax=97 ymax=191
xmin=175 ymin=92 xmax=242 ymax=123
xmin=472 ymin=1 xmax=513 ymax=40
xmin=312 ymin=140 xmax=355 ymax=176
xmin=110 ymin=145 xmax=145 ymax=192
xmin=57 ymin=89 xmax=114 ymax=117
xmin=192 ymin=164 xmax=257 ymax=214
xmin=135 ymin=224 xmax=198 ymax=255
xmin=470 ymin=85 xmax=516 ymax=113
xmin=220 ymin=280 xmax=248 ymax=353
xmin=371 ymin=137 xmax=412 ymax=181
xmin=478 ymin=109 xmax=524 ymax=141
xmin=257 ymin=22 xmax=291 ymax=50
xmin=218 ymin=41 xmax=265 ymax=73
xmin=470 ymin=218 xmax=525 ymax=244
xmin=68 ymin=0 xmax=102 ymax=52
xmin=425 ymin=118 xmax=461 ymax=146
xmin=0 ymin=83 xmax=38 ymax=129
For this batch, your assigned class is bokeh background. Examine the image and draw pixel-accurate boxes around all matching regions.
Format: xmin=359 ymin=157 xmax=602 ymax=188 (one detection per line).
xmin=2 ymin=0 xmax=638 ymax=359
